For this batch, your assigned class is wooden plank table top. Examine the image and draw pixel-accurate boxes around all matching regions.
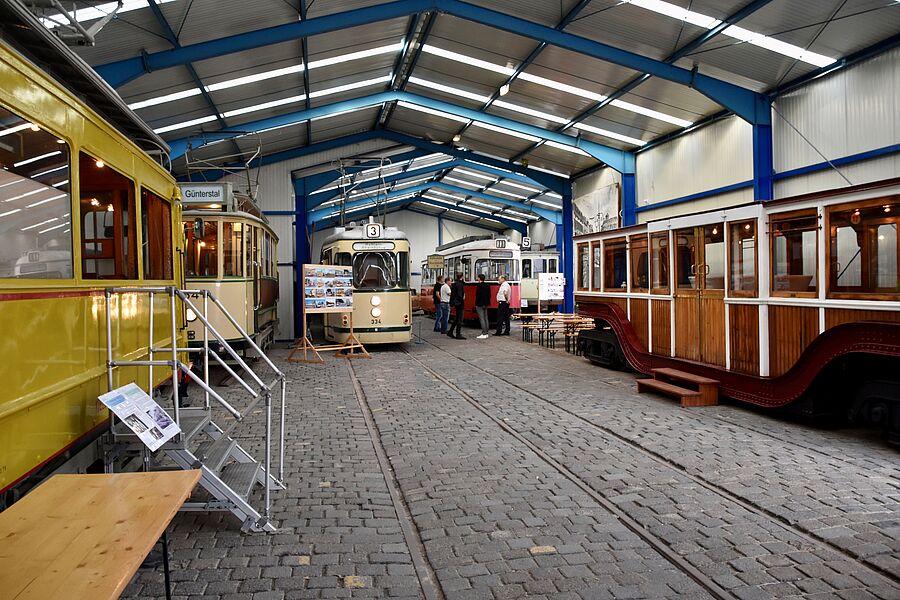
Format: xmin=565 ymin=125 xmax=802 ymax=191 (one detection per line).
xmin=0 ymin=470 xmax=201 ymax=600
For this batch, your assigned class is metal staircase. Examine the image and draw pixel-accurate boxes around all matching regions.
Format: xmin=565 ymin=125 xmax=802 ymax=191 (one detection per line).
xmin=103 ymin=286 xmax=286 ymax=533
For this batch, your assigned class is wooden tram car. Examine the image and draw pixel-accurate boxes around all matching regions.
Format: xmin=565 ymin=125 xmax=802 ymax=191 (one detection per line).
xmin=575 ymin=180 xmax=900 ymax=439
xmin=0 ymin=8 xmax=183 ymax=503
xmin=181 ymin=182 xmax=278 ymax=354
xmin=420 ymin=235 xmax=521 ymax=321
xmin=520 ymin=249 xmax=560 ymax=312
xmin=319 ymin=224 xmax=412 ymax=344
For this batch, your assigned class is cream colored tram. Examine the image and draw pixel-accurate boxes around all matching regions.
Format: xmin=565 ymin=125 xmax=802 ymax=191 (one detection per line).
xmin=181 ymin=183 xmax=278 ymax=354
xmin=320 ymin=224 xmax=412 ymax=344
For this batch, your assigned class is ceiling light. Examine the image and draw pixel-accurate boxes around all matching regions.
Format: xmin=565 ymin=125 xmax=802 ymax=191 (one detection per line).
xmin=308 ymin=74 xmax=392 ymax=99
xmin=222 ymin=94 xmax=306 ymax=118
xmin=421 ymin=45 xmax=515 ymax=75
xmin=545 ymin=141 xmax=592 ymax=156
xmin=408 ymin=77 xmax=491 ymax=103
xmin=0 ymin=123 xmax=32 ymax=138
xmin=29 ymin=123 xmax=40 ymax=132
xmin=95 ymin=160 xmax=105 ymax=168
xmin=443 ymin=176 xmax=483 ymax=188
xmin=154 ymin=114 xmax=218 ymax=134
xmin=470 ymin=122 xmax=541 ymax=143
xmin=21 ymin=217 xmax=58 ymax=231
xmin=467 ymin=200 xmax=500 ymax=209
xmin=5 ymin=188 xmax=48 ymax=203
xmin=27 ymin=194 xmax=67 ymax=208
xmin=530 ymin=198 xmax=561 ymax=209
xmin=39 ymin=222 xmax=69 ymax=234
xmin=396 ymin=102 xmax=468 ymax=123
xmin=625 ymin=0 xmax=835 ymax=67
xmin=452 ymin=134 xmax=462 ymax=142
xmin=0 ymin=208 xmax=22 ymax=218
xmin=499 ymin=84 xmax=510 ymax=96
xmin=528 ymin=165 xmax=570 ymax=178
xmin=488 ymin=187 xmax=530 ymax=200
xmin=493 ymin=100 xmax=568 ymax=124
xmin=571 ymin=123 xmax=646 ymax=146
xmin=453 ymin=168 xmax=497 ymax=182
xmin=13 ymin=151 xmax=62 ymax=168
xmin=495 ymin=180 xmax=541 ymax=194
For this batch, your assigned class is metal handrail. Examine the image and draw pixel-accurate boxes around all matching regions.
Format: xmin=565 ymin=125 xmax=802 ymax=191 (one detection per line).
xmin=103 ymin=284 xmax=288 ymax=525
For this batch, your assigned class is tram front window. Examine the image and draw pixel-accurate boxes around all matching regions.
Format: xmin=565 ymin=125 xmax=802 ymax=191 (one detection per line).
xmin=353 ymin=252 xmax=397 ymax=289
xmin=474 ymin=259 xmax=517 ymax=281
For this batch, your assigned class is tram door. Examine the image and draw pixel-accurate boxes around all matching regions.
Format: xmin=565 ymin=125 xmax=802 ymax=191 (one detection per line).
xmin=673 ymin=225 xmax=726 ymax=365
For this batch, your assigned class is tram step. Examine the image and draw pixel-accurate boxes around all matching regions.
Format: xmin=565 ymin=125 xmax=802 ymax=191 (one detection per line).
xmin=637 ymin=378 xmax=715 ymax=408
xmin=219 ymin=461 xmax=261 ymax=500
xmin=651 ymin=368 xmax=719 ymax=406
xmin=195 ymin=435 xmax=237 ymax=474
xmin=179 ymin=408 xmax=212 ymax=443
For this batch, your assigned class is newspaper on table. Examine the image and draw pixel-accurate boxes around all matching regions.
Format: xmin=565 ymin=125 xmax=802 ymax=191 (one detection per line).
xmin=98 ymin=383 xmax=181 ymax=451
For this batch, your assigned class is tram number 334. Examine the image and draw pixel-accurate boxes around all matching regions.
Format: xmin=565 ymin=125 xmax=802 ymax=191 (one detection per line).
xmin=371 ymin=318 xmax=382 ymax=325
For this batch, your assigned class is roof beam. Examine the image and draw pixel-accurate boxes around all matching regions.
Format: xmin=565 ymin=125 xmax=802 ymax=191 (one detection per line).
xmin=374 ymin=11 xmax=427 ymax=128
xmin=408 ymin=197 xmax=526 ymax=233
xmin=167 ymin=90 xmax=632 ymax=171
xmin=299 ymin=0 xmax=312 ymax=146
xmin=96 ymin=0 xmax=431 ymax=87
xmin=294 ymin=148 xmax=430 ymax=199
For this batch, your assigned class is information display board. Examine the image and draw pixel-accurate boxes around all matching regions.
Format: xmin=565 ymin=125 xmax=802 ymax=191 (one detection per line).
xmin=302 ymin=264 xmax=353 ymax=313
xmin=427 ymin=254 xmax=445 ymax=269
xmin=98 ymin=383 xmax=181 ymax=451
xmin=538 ymin=272 xmax=566 ymax=302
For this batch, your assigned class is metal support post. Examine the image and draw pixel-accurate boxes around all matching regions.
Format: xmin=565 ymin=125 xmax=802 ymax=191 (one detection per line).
xmin=203 ymin=291 xmax=210 ymax=409
xmin=169 ymin=287 xmax=180 ymax=426
xmin=561 ymin=184 xmax=575 ymax=313
xmin=279 ymin=377 xmax=286 ymax=481
xmin=148 ymin=291 xmax=155 ymax=394
xmin=265 ymin=391 xmax=272 ymax=521
xmin=294 ymin=180 xmax=310 ymax=339
xmin=622 ymin=172 xmax=637 ymax=226
xmin=752 ymin=122 xmax=774 ymax=201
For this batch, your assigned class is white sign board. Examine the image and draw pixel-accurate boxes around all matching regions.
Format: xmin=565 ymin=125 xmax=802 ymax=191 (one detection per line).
xmin=521 ymin=237 xmax=532 ymax=249
xmin=364 ymin=222 xmax=383 ymax=239
xmin=538 ymin=272 xmax=566 ymax=302
xmin=99 ymin=383 xmax=181 ymax=451
xmin=180 ymin=183 xmax=227 ymax=204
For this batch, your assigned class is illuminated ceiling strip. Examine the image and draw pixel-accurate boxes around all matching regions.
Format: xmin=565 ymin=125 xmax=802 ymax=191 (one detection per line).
xmin=27 ymin=193 xmax=67 ymax=208
xmin=129 ymin=43 xmax=402 ymax=110
xmin=13 ymin=151 xmax=62 ymax=168
xmin=0 ymin=123 xmax=32 ymax=138
xmin=0 ymin=208 xmax=22 ymax=218
xmin=21 ymin=217 xmax=58 ymax=231
xmin=39 ymin=221 xmax=70 ymax=234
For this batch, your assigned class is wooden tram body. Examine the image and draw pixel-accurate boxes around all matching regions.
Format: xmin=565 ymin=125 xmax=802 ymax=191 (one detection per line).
xmin=0 ymin=21 xmax=183 ymax=500
xmin=520 ymin=250 xmax=560 ymax=312
xmin=420 ymin=235 xmax=522 ymax=321
xmin=181 ymin=183 xmax=279 ymax=354
xmin=319 ymin=225 xmax=412 ymax=344
xmin=575 ymin=180 xmax=900 ymax=437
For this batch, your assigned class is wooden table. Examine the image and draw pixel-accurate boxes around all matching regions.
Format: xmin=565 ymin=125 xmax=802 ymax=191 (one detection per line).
xmin=0 ymin=470 xmax=201 ymax=600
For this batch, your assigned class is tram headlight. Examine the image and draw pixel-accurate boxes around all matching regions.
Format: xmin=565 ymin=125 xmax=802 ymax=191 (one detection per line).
xmin=371 ymin=307 xmax=382 ymax=318
xmin=186 ymin=308 xmax=198 ymax=322
xmin=370 ymin=295 xmax=382 ymax=307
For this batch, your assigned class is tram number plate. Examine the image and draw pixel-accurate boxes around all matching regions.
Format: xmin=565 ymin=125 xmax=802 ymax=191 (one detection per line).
xmin=187 ymin=330 xmax=196 ymax=340
xmin=365 ymin=223 xmax=383 ymax=239
xmin=370 ymin=318 xmax=382 ymax=325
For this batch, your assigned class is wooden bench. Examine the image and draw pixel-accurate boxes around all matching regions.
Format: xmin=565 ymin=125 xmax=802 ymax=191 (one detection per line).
xmin=652 ymin=368 xmax=719 ymax=406
xmin=0 ymin=470 xmax=201 ymax=600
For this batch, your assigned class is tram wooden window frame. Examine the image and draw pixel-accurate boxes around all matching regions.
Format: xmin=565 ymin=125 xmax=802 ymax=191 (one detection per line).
xmin=650 ymin=232 xmax=670 ymax=295
xmin=603 ymin=237 xmax=627 ymax=293
xmin=590 ymin=241 xmax=602 ymax=291
xmin=769 ymin=208 xmax=819 ymax=299
xmin=577 ymin=242 xmax=590 ymax=291
xmin=825 ymin=196 xmax=900 ymax=300
xmin=630 ymin=234 xmax=650 ymax=293
xmin=140 ymin=187 xmax=173 ymax=281
xmin=728 ymin=220 xmax=758 ymax=298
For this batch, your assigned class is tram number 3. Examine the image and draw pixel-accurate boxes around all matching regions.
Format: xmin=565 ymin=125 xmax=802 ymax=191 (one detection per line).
xmin=365 ymin=223 xmax=383 ymax=239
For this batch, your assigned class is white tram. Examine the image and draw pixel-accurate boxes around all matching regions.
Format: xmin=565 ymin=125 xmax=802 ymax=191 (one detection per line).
xmin=320 ymin=224 xmax=412 ymax=344
xmin=520 ymin=248 xmax=560 ymax=312
xmin=181 ymin=182 xmax=279 ymax=354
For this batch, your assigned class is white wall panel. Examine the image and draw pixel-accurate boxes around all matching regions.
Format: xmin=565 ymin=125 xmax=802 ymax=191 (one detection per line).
xmin=636 ymin=188 xmax=753 ymax=224
xmin=528 ymin=219 xmax=557 ymax=249
xmin=775 ymin=154 xmax=900 ymax=199
xmin=637 ymin=115 xmax=753 ymax=207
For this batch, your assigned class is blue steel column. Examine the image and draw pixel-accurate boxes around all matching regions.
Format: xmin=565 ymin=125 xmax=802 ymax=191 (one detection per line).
xmin=294 ymin=179 xmax=310 ymax=338
xmin=561 ymin=183 xmax=574 ymax=313
xmin=621 ymin=173 xmax=637 ymax=226
xmin=437 ymin=215 xmax=443 ymax=246
xmin=752 ymin=122 xmax=774 ymax=201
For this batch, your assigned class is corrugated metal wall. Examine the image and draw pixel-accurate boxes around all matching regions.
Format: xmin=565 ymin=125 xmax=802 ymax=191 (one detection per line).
xmin=773 ymin=46 xmax=900 ymax=198
xmin=636 ymin=115 xmax=753 ymax=209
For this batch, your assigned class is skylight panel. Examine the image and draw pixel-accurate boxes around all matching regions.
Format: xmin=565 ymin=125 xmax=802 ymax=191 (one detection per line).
xmin=528 ymin=165 xmax=570 ymax=179
xmin=494 ymin=180 xmax=541 ymax=194
xmin=421 ymin=45 xmax=516 ymax=76
xmin=41 ymin=0 xmax=177 ymax=27
xmin=487 ymin=187 xmax=530 ymax=200
xmin=492 ymin=100 xmax=568 ymax=125
xmin=443 ymin=176 xmax=484 ymax=188
xmin=571 ymin=123 xmax=646 ymax=146
xmin=153 ymin=114 xmax=219 ymax=134
xmin=308 ymin=75 xmax=391 ymax=99
xmin=517 ymin=73 xmax=607 ymax=103
xmin=624 ymin=0 xmax=836 ymax=67
xmin=452 ymin=168 xmax=497 ymax=183
xmin=428 ymin=190 xmax=467 ymax=201
xmin=408 ymin=77 xmax=492 ymax=103
xmin=544 ymin=141 xmax=592 ymax=156
xmin=396 ymin=102 xmax=469 ymax=123
xmin=222 ymin=94 xmax=306 ymax=118
xmin=470 ymin=122 xmax=541 ymax=143
xmin=530 ymin=198 xmax=562 ymax=209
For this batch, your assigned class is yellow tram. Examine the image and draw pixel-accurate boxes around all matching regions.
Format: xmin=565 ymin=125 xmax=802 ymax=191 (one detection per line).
xmin=181 ymin=182 xmax=278 ymax=354
xmin=320 ymin=224 xmax=412 ymax=344
xmin=0 ymin=15 xmax=183 ymax=501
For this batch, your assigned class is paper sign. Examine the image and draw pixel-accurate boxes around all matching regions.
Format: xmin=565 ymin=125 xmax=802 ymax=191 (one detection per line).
xmin=427 ymin=254 xmax=444 ymax=269
xmin=303 ymin=263 xmax=354 ymax=314
xmin=99 ymin=383 xmax=181 ymax=451
xmin=538 ymin=272 xmax=566 ymax=302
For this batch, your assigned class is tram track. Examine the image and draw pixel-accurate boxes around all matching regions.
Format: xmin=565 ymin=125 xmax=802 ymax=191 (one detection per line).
xmin=409 ymin=335 xmax=900 ymax=590
xmin=346 ymin=360 xmax=445 ymax=600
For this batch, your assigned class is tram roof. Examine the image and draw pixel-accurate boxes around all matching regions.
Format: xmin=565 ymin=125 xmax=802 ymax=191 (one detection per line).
xmin=322 ymin=224 xmax=410 ymax=246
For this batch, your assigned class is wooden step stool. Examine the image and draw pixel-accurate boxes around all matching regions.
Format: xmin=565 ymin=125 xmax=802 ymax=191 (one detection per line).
xmin=636 ymin=368 xmax=720 ymax=407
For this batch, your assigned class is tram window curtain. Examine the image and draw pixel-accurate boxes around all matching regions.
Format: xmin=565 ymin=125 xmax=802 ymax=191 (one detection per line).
xmin=771 ymin=212 xmax=817 ymax=296
xmin=79 ymin=153 xmax=137 ymax=280
xmin=603 ymin=239 xmax=627 ymax=291
xmin=141 ymin=188 xmax=172 ymax=280
xmin=0 ymin=108 xmax=73 ymax=279
xmin=828 ymin=201 xmax=899 ymax=297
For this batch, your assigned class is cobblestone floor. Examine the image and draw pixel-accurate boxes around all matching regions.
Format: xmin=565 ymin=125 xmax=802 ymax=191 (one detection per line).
xmin=123 ymin=317 xmax=900 ymax=600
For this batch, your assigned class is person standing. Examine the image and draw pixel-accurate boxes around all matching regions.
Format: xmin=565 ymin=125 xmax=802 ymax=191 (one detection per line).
xmin=494 ymin=275 xmax=511 ymax=336
xmin=474 ymin=273 xmax=491 ymax=339
xmin=438 ymin=276 xmax=451 ymax=334
xmin=448 ymin=271 xmax=466 ymax=339
xmin=432 ymin=275 xmax=444 ymax=332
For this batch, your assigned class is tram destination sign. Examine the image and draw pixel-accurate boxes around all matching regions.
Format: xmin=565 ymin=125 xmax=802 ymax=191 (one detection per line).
xmin=302 ymin=263 xmax=353 ymax=314
xmin=179 ymin=183 xmax=228 ymax=205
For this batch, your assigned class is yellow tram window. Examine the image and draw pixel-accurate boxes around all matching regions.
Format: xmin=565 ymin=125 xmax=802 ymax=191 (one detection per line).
xmin=729 ymin=221 xmax=757 ymax=295
xmin=353 ymin=251 xmax=398 ymax=289
xmin=650 ymin=232 xmax=669 ymax=293
xmin=828 ymin=203 xmax=899 ymax=295
xmin=223 ymin=222 xmax=244 ymax=277
xmin=141 ymin=188 xmax=173 ymax=280
xmin=185 ymin=220 xmax=218 ymax=277
xmin=0 ymin=109 xmax=73 ymax=279
xmin=79 ymin=153 xmax=137 ymax=279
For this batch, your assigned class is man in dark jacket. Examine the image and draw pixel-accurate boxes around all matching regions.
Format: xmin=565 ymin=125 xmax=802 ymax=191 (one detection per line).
xmin=432 ymin=275 xmax=444 ymax=332
xmin=448 ymin=271 xmax=466 ymax=339
xmin=474 ymin=274 xmax=491 ymax=339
